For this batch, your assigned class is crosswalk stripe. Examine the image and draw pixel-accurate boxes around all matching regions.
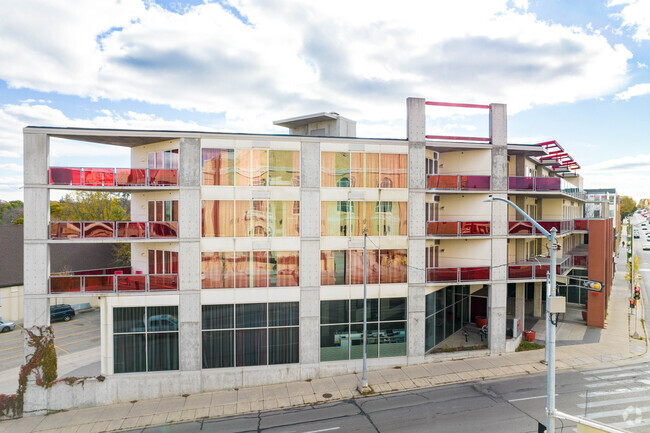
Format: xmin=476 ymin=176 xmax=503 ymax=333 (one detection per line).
xmin=579 ymin=385 xmax=650 ymax=398
xmin=578 ymin=395 xmax=650 ymax=409
xmin=581 ymin=364 xmax=650 ymax=375
xmin=584 ymin=378 xmax=650 ymax=389
xmin=583 ymin=371 xmax=646 ymax=381
xmin=582 ymin=404 xmax=650 ymax=420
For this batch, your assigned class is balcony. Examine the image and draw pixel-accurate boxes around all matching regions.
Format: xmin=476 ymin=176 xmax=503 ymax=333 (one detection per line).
xmin=508 ymin=220 xmax=573 ymax=236
xmin=508 ymin=176 xmax=585 ymax=199
xmin=49 ymin=273 xmax=178 ymax=294
xmin=573 ymin=219 xmax=589 ymax=231
xmin=426 ymin=266 xmax=490 ymax=283
xmin=427 ymin=175 xmax=490 ymax=191
xmin=427 ymin=221 xmax=490 ymax=237
xmin=50 ymin=221 xmax=178 ymax=240
xmin=507 ymin=255 xmax=573 ymax=280
xmin=49 ymin=167 xmax=178 ymax=187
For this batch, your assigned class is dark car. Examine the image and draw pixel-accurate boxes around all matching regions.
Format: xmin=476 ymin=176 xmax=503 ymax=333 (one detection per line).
xmin=50 ymin=304 xmax=75 ymax=322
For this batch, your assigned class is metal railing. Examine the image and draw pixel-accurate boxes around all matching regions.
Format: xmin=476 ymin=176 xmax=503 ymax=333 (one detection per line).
xmin=508 ymin=176 xmax=585 ymax=199
xmin=507 ymin=256 xmax=573 ymax=280
xmin=49 ymin=221 xmax=178 ymax=239
xmin=427 ymin=175 xmax=491 ymax=191
xmin=427 ymin=221 xmax=490 ymax=236
xmin=49 ymin=273 xmax=178 ymax=294
xmin=49 ymin=167 xmax=178 ymax=187
xmin=426 ymin=266 xmax=491 ymax=283
xmin=509 ymin=219 xmax=590 ymax=236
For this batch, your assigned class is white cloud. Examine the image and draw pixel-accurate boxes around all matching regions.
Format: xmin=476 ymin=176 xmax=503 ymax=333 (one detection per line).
xmin=614 ymin=82 xmax=650 ymax=100
xmin=581 ymin=153 xmax=650 ymax=201
xmin=0 ymin=0 xmax=634 ymax=138
xmin=608 ymin=0 xmax=650 ymax=41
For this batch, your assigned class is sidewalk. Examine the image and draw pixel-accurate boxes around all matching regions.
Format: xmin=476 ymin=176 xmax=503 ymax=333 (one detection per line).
xmin=2 ymin=246 xmax=646 ymax=433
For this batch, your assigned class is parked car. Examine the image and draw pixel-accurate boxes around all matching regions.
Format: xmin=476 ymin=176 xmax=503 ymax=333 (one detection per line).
xmin=0 ymin=318 xmax=16 ymax=333
xmin=644 ymin=243 xmax=650 ymax=251
xmin=50 ymin=304 xmax=75 ymax=322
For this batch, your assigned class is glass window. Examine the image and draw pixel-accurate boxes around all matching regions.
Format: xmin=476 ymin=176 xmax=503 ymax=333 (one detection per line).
xmin=320 ymin=325 xmax=349 ymax=361
xmin=202 ymin=305 xmax=234 ymax=329
xmin=350 ymin=323 xmax=378 ymax=359
xmin=351 ymin=298 xmax=379 ymax=322
xmin=202 ymin=330 xmax=234 ymax=368
xmin=202 ymin=148 xmax=234 ymax=186
xmin=320 ymin=250 xmax=348 ymax=285
xmin=236 ymin=149 xmax=268 ymax=186
xmin=380 ymin=298 xmax=407 ymax=321
xmin=202 ymin=252 xmax=235 ymax=289
xmin=380 ymin=154 xmax=408 ymax=188
xmin=379 ymin=321 xmax=406 ymax=357
xmin=202 ymin=201 xmax=234 ymax=237
xmin=236 ymin=329 xmax=267 ymax=366
xmin=269 ymin=302 xmax=299 ymax=327
xmin=268 ymin=201 xmax=300 ymax=237
xmin=251 ymin=201 xmax=268 ymax=237
xmin=381 ymin=202 xmax=408 ymax=236
xmin=350 ymin=153 xmax=379 ymax=188
xmin=269 ymin=327 xmax=299 ymax=364
xmin=234 ymin=252 xmax=250 ymax=288
xmin=270 ymin=251 xmax=299 ymax=287
xmin=347 ymin=249 xmax=379 ymax=284
xmin=380 ymin=249 xmax=407 ymax=283
xmin=113 ymin=306 xmax=178 ymax=373
xmin=321 ymin=152 xmax=350 ymax=187
xmin=236 ymin=303 xmax=267 ymax=328
xmin=321 ymin=201 xmax=349 ymax=236
xmin=269 ymin=150 xmax=300 ymax=186
xmin=253 ymin=251 xmax=268 ymax=287
xmin=320 ymin=300 xmax=349 ymax=324
xmin=350 ymin=201 xmax=380 ymax=236
xmin=235 ymin=201 xmax=251 ymax=237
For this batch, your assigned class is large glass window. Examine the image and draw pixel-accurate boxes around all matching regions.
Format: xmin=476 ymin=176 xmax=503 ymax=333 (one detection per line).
xmin=236 ymin=149 xmax=268 ymax=186
xmin=321 ymin=201 xmax=406 ymax=236
xmin=202 ymin=251 xmax=298 ymax=288
xmin=203 ymin=200 xmax=299 ymax=238
xmin=113 ymin=306 xmax=179 ymax=373
xmin=380 ymin=154 xmax=408 ymax=188
xmin=320 ymin=298 xmax=407 ymax=361
xmin=202 ymin=149 xmax=234 ymax=185
xmin=321 ymin=152 xmax=407 ymax=188
xmin=202 ymin=302 xmax=299 ymax=368
xmin=202 ymin=201 xmax=234 ymax=237
xmin=425 ymin=286 xmax=471 ymax=352
xmin=321 ymin=249 xmax=402 ymax=285
xmin=269 ymin=150 xmax=300 ymax=186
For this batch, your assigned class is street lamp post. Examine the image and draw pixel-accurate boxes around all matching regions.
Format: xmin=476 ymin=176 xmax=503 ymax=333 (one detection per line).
xmin=484 ymin=195 xmax=558 ymax=432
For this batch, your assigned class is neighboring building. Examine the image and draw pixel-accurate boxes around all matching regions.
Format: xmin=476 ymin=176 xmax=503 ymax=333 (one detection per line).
xmin=22 ymin=98 xmax=614 ymax=412
xmin=0 ymin=225 xmax=116 ymax=321
xmin=584 ymin=188 xmax=621 ymax=245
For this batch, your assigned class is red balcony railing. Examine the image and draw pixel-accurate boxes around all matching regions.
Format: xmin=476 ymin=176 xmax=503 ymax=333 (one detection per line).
xmin=49 ymin=167 xmax=178 ymax=187
xmin=508 ymin=176 xmax=561 ymax=191
xmin=573 ymin=219 xmax=589 ymax=231
xmin=49 ymin=273 xmax=178 ymax=294
xmin=427 ymin=175 xmax=490 ymax=191
xmin=50 ymin=221 xmax=178 ymax=239
xmin=427 ymin=221 xmax=490 ymax=236
xmin=426 ymin=266 xmax=490 ymax=283
xmin=573 ymin=255 xmax=587 ymax=267
xmin=508 ymin=220 xmax=575 ymax=236
xmin=507 ymin=256 xmax=572 ymax=280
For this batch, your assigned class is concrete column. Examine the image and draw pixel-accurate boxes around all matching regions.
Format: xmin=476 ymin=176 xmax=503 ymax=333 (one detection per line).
xmin=178 ymin=137 xmax=202 ymax=392
xmin=22 ymin=131 xmax=50 ymax=413
xmin=489 ymin=103 xmax=508 ymax=354
xmin=515 ymin=283 xmax=525 ymax=321
xmin=407 ymin=98 xmax=426 ymax=362
xmin=300 ymin=140 xmax=321 ymax=374
xmin=533 ymin=282 xmax=543 ymax=318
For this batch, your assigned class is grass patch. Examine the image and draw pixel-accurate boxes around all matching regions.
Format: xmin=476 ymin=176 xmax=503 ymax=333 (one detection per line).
xmin=430 ymin=344 xmax=487 ymax=354
xmin=516 ymin=341 xmax=545 ymax=352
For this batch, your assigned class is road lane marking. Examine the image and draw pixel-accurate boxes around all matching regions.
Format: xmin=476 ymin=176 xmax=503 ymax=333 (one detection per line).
xmin=54 ymin=345 xmax=70 ymax=354
xmin=509 ymin=394 xmax=557 ymax=402
xmin=303 ymin=428 xmax=340 ymax=433
xmin=581 ymin=364 xmax=648 ymax=375
xmin=585 ymin=378 xmax=650 ymax=388
xmin=57 ymin=336 xmax=100 ymax=347
xmin=0 ymin=354 xmax=23 ymax=361
xmin=583 ymin=371 xmax=645 ymax=381
xmin=577 ymin=395 xmax=650 ymax=409
xmin=579 ymin=386 xmax=650 ymax=398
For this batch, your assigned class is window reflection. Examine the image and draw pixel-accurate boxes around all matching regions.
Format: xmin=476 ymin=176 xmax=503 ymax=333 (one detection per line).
xmin=321 ymin=152 xmax=407 ymax=188
xmin=202 ymin=251 xmax=299 ymax=289
xmin=202 ymin=149 xmax=234 ymax=185
xmin=203 ymin=200 xmax=299 ymax=238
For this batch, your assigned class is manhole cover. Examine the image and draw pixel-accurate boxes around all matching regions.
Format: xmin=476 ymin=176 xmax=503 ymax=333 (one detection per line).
xmin=322 ymin=393 xmax=332 ymax=398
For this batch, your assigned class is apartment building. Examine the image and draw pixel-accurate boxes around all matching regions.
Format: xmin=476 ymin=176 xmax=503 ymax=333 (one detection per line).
xmin=22 ymin=98 xmax=614 ymax=411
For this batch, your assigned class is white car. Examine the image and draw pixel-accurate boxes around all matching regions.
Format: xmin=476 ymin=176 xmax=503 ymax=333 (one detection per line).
xmin=0 ymin=319 xmax=16 ymax=333
xmin=644 ymin=243 xmax=650 ymax=251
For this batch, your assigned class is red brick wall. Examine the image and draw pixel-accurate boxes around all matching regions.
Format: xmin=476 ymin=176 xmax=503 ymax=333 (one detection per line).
xmin=586 ymin=219 xmax=614 ymax=328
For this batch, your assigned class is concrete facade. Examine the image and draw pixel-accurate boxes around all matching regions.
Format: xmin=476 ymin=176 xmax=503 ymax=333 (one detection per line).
xmin=21 ymin=98 xmax=607 ymax=413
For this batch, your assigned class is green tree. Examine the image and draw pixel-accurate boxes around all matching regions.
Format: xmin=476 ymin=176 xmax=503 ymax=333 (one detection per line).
xmin=0 ymin=200 xmax=24 ymax=225
xmin=51 ymin=191 xmax=129 ymax=222
xmin=620 ymin=195 xmax=637 ymax=218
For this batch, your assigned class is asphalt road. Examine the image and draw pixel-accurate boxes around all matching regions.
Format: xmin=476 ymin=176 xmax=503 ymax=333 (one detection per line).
xmin=0 ymin=309 xmax=100 ymax=371
xmin=121 ymin=360 xmax=650 ymax=433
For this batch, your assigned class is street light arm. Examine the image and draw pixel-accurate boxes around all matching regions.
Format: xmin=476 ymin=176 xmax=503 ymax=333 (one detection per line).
xmin=483 ymin=195 xmax=553 ymax=242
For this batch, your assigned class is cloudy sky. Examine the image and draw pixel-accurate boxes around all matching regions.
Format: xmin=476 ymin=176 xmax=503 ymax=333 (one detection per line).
xmin=1 ymin=0 xmax=650 ymax=201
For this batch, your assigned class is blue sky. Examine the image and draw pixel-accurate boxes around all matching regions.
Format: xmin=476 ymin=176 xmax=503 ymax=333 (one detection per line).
xmin=1 ymin=0 xmax=650 ymax=200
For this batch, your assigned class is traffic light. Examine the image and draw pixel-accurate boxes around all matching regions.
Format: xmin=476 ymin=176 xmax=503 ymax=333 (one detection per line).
xmin=588 ymin=282 xmax=602 ymax=292
xmin=634 ymin=285 xmax=641 ymax=301
xmin=630 ymin=299 xmax=636 ymax=309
